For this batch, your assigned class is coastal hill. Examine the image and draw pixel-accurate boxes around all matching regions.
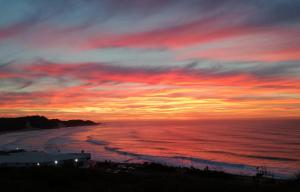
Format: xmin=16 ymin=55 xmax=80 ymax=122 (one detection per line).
xmin=0 ymin=116 xmax=98 ymax=132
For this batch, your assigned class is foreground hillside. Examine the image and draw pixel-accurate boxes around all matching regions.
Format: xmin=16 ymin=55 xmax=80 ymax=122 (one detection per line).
xmin=0 ymin=162 xmax=299 ymax=192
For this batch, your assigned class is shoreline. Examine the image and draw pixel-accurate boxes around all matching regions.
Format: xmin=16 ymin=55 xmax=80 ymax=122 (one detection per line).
xmin=0 ymin=140 xmax=297 ymax=180
xmin=1 ymin=149 xmax=299 ymax=191
xmin=0 ymin=148 xmax=297 ymax=180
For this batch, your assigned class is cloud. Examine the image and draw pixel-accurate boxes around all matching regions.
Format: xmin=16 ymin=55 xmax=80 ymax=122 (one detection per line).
xmin=1 ymin=1 xmax=299 ymax=63
xmin=1 ymin=60 xmax=299 ymax=89
xmin=1 ymin=1 xmax=300 ymax=119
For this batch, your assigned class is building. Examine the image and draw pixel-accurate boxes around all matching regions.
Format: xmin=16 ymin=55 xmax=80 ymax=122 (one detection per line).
xmin=0 ymin=149 xmax=91 ymax=168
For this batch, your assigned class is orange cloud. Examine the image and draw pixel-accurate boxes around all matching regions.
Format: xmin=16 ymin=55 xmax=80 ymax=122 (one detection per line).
xmin=1 ymin=61 xmax=300 ymax=120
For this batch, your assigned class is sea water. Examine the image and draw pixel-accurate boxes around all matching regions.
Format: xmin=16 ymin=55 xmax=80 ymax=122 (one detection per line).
xmin=0 ymin=119 xmax=299 ymax=178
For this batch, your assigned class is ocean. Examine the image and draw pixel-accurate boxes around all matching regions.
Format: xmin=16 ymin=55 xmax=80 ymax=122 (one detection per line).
xmin=0 ymin=119 xmax=299 ymax=178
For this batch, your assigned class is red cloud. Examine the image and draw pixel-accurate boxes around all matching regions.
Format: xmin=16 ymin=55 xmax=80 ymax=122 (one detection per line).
xmin=18 ymin=62 xmax=300 ymax=90
xmin=81 ymin=19 xmax=300 ymax=62
xmin=82 ymin=18 xmax=257 ymax=49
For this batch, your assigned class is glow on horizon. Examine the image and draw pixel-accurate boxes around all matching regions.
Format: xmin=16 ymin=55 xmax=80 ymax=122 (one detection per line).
xmin=0 ymin=0 xmax=300 ymax=120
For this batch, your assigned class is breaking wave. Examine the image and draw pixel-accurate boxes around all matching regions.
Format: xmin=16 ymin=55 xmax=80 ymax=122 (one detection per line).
xmin=85 ymin=135 xmax=290 ymax=179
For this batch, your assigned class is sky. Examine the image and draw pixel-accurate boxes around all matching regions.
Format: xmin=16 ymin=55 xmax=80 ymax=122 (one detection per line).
xmin=0 ymin=0 xmax=300 ymax=120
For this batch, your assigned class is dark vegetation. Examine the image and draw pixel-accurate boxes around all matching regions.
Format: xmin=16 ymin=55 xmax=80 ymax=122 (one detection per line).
xmin=0 ymin=162 xmax=299 ymax=192
xmin=0 ymin=115 xmax=98 ymax=132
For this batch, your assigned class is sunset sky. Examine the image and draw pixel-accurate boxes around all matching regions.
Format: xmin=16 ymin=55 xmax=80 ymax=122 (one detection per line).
xmin=0 ymin=0 xmax=300 ymax=120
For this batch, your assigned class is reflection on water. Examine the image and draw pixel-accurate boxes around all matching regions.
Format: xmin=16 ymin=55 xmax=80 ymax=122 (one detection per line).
xmin=0 ymin=119 xmax=299 ymax=178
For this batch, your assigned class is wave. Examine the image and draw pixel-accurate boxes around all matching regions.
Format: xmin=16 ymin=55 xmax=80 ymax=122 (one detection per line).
xmin=86 ymin=136 xmax=109 ymax=146
xmin=0 ymin=135 xmax=28 ymax=150
xmin=103 ymin=145 xmax=246 ymax=167
xmin=207 ymin=150 xmax=299 ymax=162
xmin=85 ymin=136 xmax=293 ymax=179
xmin=102 ymin=145 xmax=297 ymax=178
xmin=245 ymin=155 xmax=299 ymax=162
